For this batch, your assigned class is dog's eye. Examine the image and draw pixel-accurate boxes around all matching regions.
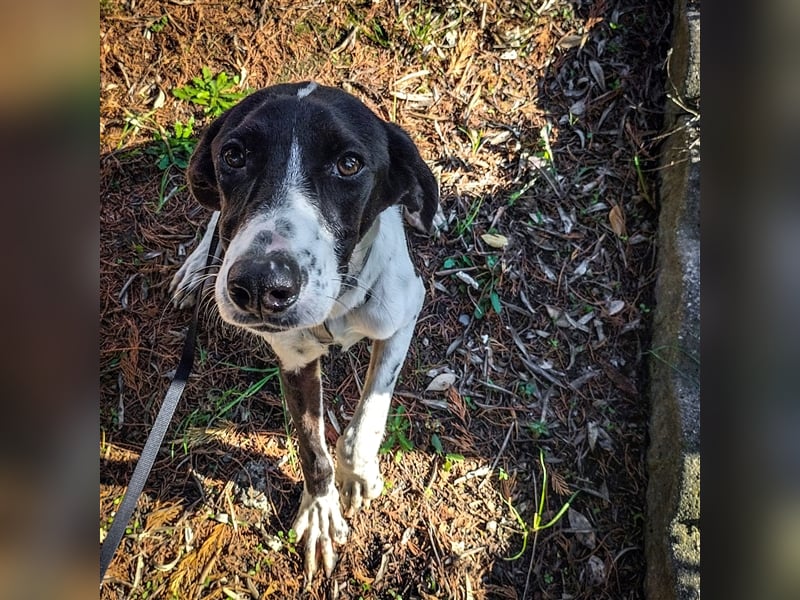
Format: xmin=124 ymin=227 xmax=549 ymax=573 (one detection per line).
xmin=222 ymin=145 xmax=246 ymax=169
xmin=336 ymin=154 xmax=362 ymax=177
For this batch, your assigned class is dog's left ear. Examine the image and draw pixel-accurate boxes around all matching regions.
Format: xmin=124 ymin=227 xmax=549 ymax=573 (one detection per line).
xmin=185 ymin=112 xmax=230 ymax=210
xmin=382 ymin=122 xmax=439 ymax=234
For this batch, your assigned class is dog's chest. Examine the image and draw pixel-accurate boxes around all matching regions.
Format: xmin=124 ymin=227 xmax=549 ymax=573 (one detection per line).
xmin=260 ymin=312 xmax=367 ymax=372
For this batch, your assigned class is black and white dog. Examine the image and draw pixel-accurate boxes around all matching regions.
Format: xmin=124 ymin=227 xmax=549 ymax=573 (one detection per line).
xmin=170 ymin=82 xmax=438 ymax=580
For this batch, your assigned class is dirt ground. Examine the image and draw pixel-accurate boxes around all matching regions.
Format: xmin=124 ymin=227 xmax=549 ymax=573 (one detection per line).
xmin=100 ymin=1 xmax=671 ymax=598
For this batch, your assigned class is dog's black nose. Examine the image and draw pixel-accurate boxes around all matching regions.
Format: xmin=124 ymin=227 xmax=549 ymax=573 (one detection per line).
xmin=227 ymin=253 xmax=302 ymax=314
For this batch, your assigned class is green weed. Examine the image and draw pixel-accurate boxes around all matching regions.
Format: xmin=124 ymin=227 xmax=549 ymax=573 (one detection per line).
xmin=147 ymin=117 xmax=195 ymax=171
xmin=459 ymin=126 xmax=486 ymax=155
xmin=145 ymin=117 xmax=197 ymax=211
xmin=361 ymin=19 xmax=391 ymax=48
xmin=504 ymin=448 xmax=578 ymax=561
xmin=401 ymin=4 xmax=442 ymax=51
xmin=526 ymin=420 xmax=550 ymax=439
xmin=430 ymin=433 xmax=464 ymax=473
xmin=173 ymin=67 xmax=252 ymax=117
xmin=148 ymin=15 xmax=168 ymax=33
xmin=443 ymin=251 xmax=503 ymax=320
xmin=537 ymin=122 xmax=557 ymax=176
xmin=173 ymin=366 xmax=280 ymax=455
xmin=454 ymin=196 xmax=484 ymax=237
xmin=277 ymin=528 xmax=298 ymax=554
xmin=380 ymin=405 xmax=414 ymax=460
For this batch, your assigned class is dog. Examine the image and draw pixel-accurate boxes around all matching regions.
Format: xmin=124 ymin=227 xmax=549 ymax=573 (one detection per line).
xmin=169 ymin=81 xmax=439 ymax=580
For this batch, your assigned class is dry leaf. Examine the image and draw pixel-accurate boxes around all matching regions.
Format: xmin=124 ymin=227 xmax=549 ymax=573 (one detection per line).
xmin=426 ymin=372 xmax=456 ymax=392
xmin=601 ymin=363 xmax=638 ymax=397
xmin=608 ymin=204 xmax=627 ymax=237
xmin=455 ymin=271 xmax=481 ymax=289
xmin=588 ymin=60 xmax=606 ymax=91
xmin=607 ymin=299 xmax=625 ymax=315
xmin=556 ymin=33 xmax=582 ymax=49
xmin=569 ymin=99 xmax=586 ymax=116
xmin=568 ymin=507 xmax=596 ymax=549
xmin=586 ymin=555 xmax=606 ymax=585
xmin=481 ymin=233 xmax=509 ymax=248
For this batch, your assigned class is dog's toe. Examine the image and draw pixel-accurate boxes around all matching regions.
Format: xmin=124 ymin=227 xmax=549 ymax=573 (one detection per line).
xmin=336 ymin=458 xmax=383 ymax=516
xmin=169 ymin=268 xmax=197 ymax=308
xmin=293 ymin=485 xmax=349 ymax=582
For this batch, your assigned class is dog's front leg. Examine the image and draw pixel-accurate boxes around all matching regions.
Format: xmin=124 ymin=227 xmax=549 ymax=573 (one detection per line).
xmin=281 ymin=359 xmax=349 ymax=581
xmin=335 ymin=317 xmax=418 ymax=515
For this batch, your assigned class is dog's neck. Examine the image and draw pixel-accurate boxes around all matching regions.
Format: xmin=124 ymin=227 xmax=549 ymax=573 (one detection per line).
xmin=347 ymin=217 xmax=381 ymax=281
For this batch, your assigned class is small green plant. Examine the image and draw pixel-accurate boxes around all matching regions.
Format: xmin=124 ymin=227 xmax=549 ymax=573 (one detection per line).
xmin=518 ymin=381 xmax=538 ymax=398
xmin=148 ymin=117 xmax=196 ymax=171
xmin=173 ymin=67 xmax=252 ymax=117
xmin=277 ymin=529 xmax=298 ymax=554
xmin=430 ymin=433 xmax=464 ymax=472
xmin=380 ymin=405 xmax=414 ymax=459
xmin=537 ymin=122 xmax=557 ymax=176
xmin=527 ymin=420 xmax=550 ymax=438
xmin=145 ymin=117 xmax=197 ymax=211
xmin=454 ymin=196 xmax=484 ymax=237
xmin=361 ymin=19 xmax=391 ymax=48
xmin=475 ymin=254 xmax=504 ymax=320
xmin=459 ymin=126 xmax=486 ymax=155
xmin=504 ymin=448 xmax=578 ymax=561
xmin=148 ymin=14 xmax=168 ymax=33
xmin=444 ymin=252 xmax=503 ymax=320
xmin=118 ymin=108 xmax=157 ymax=149
xmin=402 ymin=4 xmax=442 ymax=50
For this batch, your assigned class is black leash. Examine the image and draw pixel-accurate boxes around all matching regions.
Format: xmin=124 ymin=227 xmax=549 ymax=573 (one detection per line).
xmin=100 ymin=228 xmax=219 ymax=583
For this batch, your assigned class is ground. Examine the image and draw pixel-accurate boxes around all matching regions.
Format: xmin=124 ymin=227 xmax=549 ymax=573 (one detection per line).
xmin=99 ymin=1 xmax=671 ymax=598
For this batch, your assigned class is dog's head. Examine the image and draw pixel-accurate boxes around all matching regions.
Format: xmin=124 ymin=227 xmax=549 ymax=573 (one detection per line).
xmin=187 ymin=82 xmax=439 ymax=333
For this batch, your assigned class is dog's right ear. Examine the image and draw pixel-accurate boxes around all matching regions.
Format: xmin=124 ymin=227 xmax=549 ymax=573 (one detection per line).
xmin=186 ymin=114 xmax=229 ymax=210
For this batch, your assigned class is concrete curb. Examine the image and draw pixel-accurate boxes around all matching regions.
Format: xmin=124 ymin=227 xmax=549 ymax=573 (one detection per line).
xmin=645 ymin=0 xmax=700 ymax=599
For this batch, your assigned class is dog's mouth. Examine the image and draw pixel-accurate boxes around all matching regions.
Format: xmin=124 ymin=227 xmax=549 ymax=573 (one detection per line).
xmin=216 ymin=299 xmax=307 ymax=332
xmin=214 ymin=278 xmax=337 ymax=334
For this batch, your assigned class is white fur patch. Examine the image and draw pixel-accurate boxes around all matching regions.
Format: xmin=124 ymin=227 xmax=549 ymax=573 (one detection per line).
xmin=292 ymin=483 xmax=349 ymax=579
xmin=296 ymin=81 xmax=318 ymax=99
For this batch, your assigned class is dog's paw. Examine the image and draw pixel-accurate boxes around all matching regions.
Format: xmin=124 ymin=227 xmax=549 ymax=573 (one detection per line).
xmin=293 ymin=485 xmax=350 ymax=581
xmin=169 ymin=213 xmax=220 ymax=309
xmin=335 ymin=442 xmax=383 ymax=516
xmin=169 ymin=253 xmax=209 ymax=309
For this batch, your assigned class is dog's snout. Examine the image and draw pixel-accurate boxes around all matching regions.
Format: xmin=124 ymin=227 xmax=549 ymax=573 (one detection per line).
xmin=227 ymin=253 xmax=302 ymax=314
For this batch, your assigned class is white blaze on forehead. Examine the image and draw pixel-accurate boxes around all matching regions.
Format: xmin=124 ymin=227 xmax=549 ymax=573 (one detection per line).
xmin=296 ymin=81 xmax=318 ymax=99
xmin=284 ymin=136 xmax=303 ymax=191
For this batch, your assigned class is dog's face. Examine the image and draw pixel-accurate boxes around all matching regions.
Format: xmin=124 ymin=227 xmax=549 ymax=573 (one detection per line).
xmin=187 ymin=82 xmax=438 ymax=333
